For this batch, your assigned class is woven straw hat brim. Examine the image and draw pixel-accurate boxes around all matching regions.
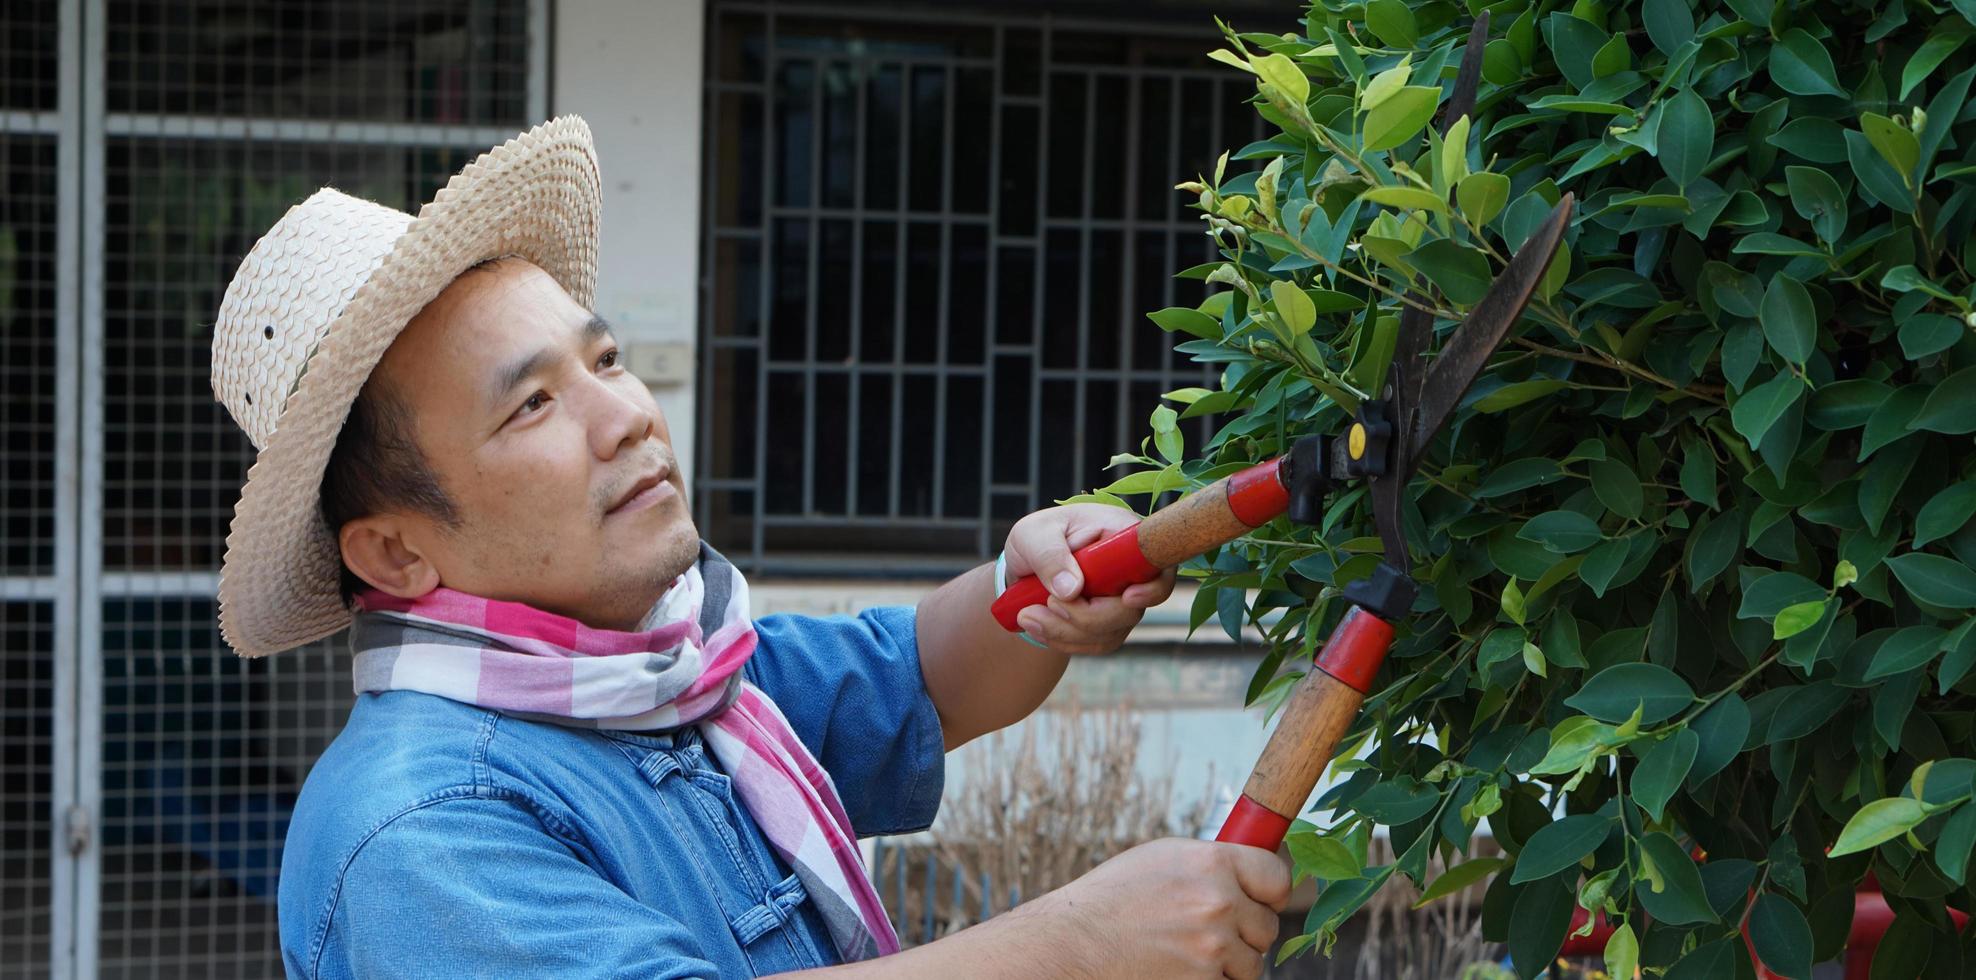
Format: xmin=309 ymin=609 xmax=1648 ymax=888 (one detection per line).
xmin=217 ymin=117 xmax=602 ymax=657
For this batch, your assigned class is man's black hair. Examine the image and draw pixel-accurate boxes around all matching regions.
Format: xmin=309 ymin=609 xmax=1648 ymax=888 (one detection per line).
xmin=320 ymin=377 xmax=461 ymax=605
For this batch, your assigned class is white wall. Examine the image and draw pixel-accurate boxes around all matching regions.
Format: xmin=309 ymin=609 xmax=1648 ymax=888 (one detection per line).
xmin=553 ymin=0 xmax=705 ymax=504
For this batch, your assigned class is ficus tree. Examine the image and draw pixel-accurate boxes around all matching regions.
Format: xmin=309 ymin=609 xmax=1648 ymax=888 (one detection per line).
xmin=1090 ymin=0 xmax=1976 ymax=975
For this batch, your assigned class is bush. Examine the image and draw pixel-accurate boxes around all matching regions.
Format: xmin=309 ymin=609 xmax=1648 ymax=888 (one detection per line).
xmin=1100 ymin=0 xmax=1976 ymax=976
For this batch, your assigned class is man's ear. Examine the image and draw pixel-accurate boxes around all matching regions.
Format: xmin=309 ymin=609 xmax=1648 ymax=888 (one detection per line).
xmin=337 ymin=515 xmax=441 ymax=599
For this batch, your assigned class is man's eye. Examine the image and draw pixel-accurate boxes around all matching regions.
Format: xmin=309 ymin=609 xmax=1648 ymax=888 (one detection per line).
xmin=520 ymin=391 xmax=549 ymax=414
xmin=598 ymin=349 xmax=619 ymax=370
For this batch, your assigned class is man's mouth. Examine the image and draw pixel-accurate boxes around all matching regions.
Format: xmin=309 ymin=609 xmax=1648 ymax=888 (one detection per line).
xmin=607 ymin=468 xmax=674 ymax=516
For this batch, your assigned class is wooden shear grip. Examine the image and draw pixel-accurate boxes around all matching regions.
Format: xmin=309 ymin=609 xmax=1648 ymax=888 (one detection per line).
xmin=990 ymin=457 xmax=1291 ymax=632
xmin=1215 ymin=607 xmax=1394 ymax=851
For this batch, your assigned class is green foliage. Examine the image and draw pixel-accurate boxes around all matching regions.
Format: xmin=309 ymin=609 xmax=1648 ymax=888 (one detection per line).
xmin=1111 ymin=0 xmax=1976 ymax=973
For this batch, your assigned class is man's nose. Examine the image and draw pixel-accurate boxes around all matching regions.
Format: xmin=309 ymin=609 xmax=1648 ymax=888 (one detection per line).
xmin=581 ymin=374 xmax=654 ymax=458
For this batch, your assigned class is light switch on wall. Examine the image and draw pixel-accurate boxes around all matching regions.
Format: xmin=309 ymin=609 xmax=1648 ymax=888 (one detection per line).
xmin=626 ymin=341 xmax=695 ymax=389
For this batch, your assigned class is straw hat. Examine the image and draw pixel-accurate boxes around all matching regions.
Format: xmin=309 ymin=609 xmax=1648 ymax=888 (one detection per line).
xmin=210 ymin=116 xmax=602 ymax=657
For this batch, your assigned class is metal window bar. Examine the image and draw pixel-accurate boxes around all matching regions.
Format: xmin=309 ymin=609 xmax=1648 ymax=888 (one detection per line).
xmin=3 ymin=2 xmax=550 ymax=975
xmin=698 ymin=2 xmax=1254 ymax=575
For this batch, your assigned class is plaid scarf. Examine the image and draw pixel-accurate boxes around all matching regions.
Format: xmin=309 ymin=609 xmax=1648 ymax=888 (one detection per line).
xmin=347 ymin=544 xmax=897 ymax=962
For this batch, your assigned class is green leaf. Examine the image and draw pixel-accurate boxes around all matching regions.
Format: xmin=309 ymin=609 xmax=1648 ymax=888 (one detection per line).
xmin=1749 ymin=894 xmax=1815 ymax=980
xmin=1860 ymin=385 xmax=1929 ymax=459
xmin=1886 ymin=553 xmax=1976 ymax=608
xmin=1545 ymin=13 xmax=1608 ymax=91
xmin=1357 ymin=185 xmax=1450 ymax=216
xmin=1688 ymin=693 xmax=1750 ymax=785
xmin=1636 ymin=831 xmax=1717 ymax=924
xmin=1808 ymin=379 xmax=1890 ymax=430
xmin=1273 ymin=933 xmax=1314 ymax=966
xmin=1566 ymin=663 xmax=1696 ymax=724
xmin=1348 ymin=313 xmax=1399 ymax=396
xmin=1531 ymin=715 xmax=1620 ymax=775
xmin=1473 ymin=380 xmax=1570 ymax=413
xmin=1252 ymin=53 xmax=1309 ymax=106
xmin=1360 ymin=58 xmax=1412 ymax=110
xmin=1634 ymin=728 xmax=1699 ymax=821
xmin=1604 ymin=923 xmax=1640 ymax=980
xmin=1680 ymin=443 xmax=1719 ymax=509
xmin=1518 ymin=511 xmax=1606 ymax=554
xmin=1936 ymin=802 xmax=1976 ymax=883
xmin=1150 ymin=405 xmax=1182 ymax=463
xmin=1475 ymin=458 xmax=1565 ymax=498
xmin=1940 ymin=619 xmax=1976 ymax=694
xmin=1482 ymin=38 xmax=1522 ymax=86
xmin=1916 ymin=483 xmax=1976 ymax=548
xmin=1770 ymin=29 xmax=1848 ymax=96
xmin=1580 ymin=537 xmax=1630 ymax=596
xmin=1097 ymin=465 xmax=1185 ymax=498
xmin=1862 ymin=112 xmax=1920 ymax=182
xmin=1739 ymin=572 xmax=1826 ymax=619
xmin=1657 ymin=88 xmax=1714 ymax=187
xmin=1688 ymin=510 xmax=1742 ymax=588
xmin=1785 ymin=165 xmax=1848 ymax=242
xmin=1860 ymin=438 xmax=1922 ymax=535
xmin=1909 ymin=368 xmax=1976 ymax=434
xmin=1148 ymin=307 xmax=1220 ymax=339
xmin=1865 ymin=625 xmax=1950 ymax=680
xmin=1363 ymin=86 xmax=1440 ymax=151
xmin=1414 ymin=856 xmax=1506 ymax=907
xmin=1406 ymin=240 xmax=1492 ymax=305
xmin=1502 ymin=578 xmax=1527 ymax=626
xmin=1759 ymin=275 xmax=1817 ymax=364
xmin=1353 ymin=776 xmax=1440 ymax=824
xmin=1902 ymin=29 xmax=1970 ymax=100
xmin=1286 ymin=831 xmax=1363 ymax=882
xmin=1270 ymin=280 xmax=1316 ymax=336
xmin=1522 ymin=641 xmax=1548 ymax=677
xmin=1899 ymin=314 xmax=1964 ymax=360
xmin=1364 ymin=0 xmax=1418 ymax=48
xmin=1773 ymin=599 xmax=1831 ymax=640
xmin=1510 ymin=814 xmax=1614 ymax=883
xmin=1730 ymin=373 xmax=1805 ymax=448
xmin=1457 ymin=171 xmax=1511 ymax=225
xmin=1846 ymin=128 xmax=1916 ymax=213
xmin=1775 ymin=117 xmax=1848 ymax=163
xmin=1644 ymin=0 xmax=1695 ymax=53
xmin=1732 ymin=232 xmax=1825 ymax=257
xmin=1589 ymin=458 xmax=1644 ymax=521
xmin=1830 ymin=796 xmax=1932 ymax=856
xmin=1591 ymin=35 xmax=1631 ymax=78
xmin=1834 ymin=560 xmax=1860 ymax=590
xmin=1508 ymin=878 xmax=1574 ymax=980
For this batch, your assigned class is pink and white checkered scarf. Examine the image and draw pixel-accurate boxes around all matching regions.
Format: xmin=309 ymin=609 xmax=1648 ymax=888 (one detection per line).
xmin=347 ymin=545 xmax=897 ymax=962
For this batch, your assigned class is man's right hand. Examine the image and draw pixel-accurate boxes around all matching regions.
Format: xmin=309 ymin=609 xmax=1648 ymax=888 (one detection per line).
xmin=1038 ymin=838 xmax=1293 ymax=980
xmin=784 ymin=837 xmax=1293 ymax=980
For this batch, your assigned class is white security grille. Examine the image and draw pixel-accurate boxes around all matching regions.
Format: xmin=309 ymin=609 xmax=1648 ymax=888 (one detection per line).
xmin=0 ymin=1 xmax=544 ymax=975
xmin=1 ymin=1 xmax=63 ymax=973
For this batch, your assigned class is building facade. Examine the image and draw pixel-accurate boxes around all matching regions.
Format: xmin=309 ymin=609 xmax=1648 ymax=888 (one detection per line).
xmin=0 ymin=1 xmax=1288 ymax=975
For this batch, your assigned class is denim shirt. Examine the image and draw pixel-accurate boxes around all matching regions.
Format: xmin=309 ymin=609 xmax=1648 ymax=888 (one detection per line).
xmin=277 ymin=607 xmax=944 ymax=979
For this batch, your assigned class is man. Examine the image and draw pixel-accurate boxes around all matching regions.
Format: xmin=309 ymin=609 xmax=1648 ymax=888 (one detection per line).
xmin=211 ymin=117 xmax=1289 ymax=979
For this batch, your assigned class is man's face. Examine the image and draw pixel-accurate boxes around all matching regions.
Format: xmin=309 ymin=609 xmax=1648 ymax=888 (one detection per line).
xmin=368 ymin=258 xmax=699 ymax=628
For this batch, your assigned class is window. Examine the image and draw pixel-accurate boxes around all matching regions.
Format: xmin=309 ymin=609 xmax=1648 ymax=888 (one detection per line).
xmin=699 ymin=2 xmax=1264 ymax=573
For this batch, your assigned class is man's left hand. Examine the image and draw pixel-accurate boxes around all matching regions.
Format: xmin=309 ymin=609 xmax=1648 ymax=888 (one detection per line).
xmin=1002 ymin=504 xmax=1177 ymax=654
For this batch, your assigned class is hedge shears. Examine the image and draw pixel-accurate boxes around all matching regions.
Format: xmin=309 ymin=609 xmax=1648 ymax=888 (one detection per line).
xmin=991 ymin=16 xmax=1576 ymax=852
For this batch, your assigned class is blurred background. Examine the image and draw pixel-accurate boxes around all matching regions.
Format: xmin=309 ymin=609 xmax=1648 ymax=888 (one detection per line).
xmin=0 ymin=2 xmax=1441 ymax=977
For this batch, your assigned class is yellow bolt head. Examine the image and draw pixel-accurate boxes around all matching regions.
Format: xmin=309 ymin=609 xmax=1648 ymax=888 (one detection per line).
xmin=1348 ymin=423 xmax=1366 ymax=459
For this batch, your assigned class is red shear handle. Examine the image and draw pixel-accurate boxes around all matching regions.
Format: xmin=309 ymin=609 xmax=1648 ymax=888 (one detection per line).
xmin=990 ymin=524 xmax=1161 ymax=631
xmin=1216 ymin=608 xmax=1395 ymax=851
xmin=991 ymin=457 xmax=1293 ymax=633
